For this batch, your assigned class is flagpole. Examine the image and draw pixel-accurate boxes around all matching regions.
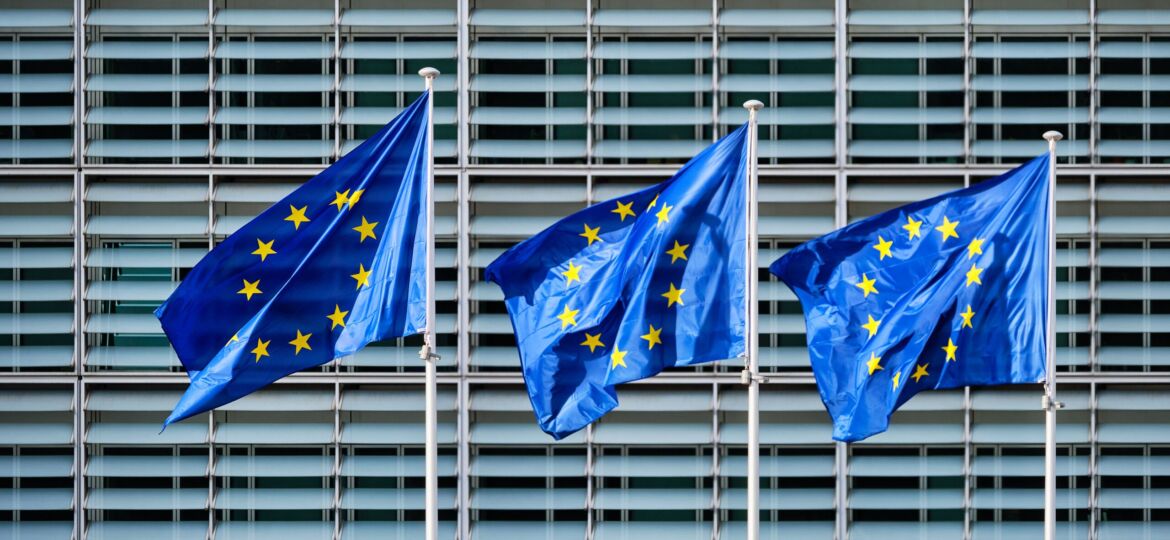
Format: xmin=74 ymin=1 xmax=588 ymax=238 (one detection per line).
xmin=742 ymin=99 xmax=764 ymax=540
xmin=418 ymin=66 xmax=440 ymax=540
xmin=1042 ymin=129 xmax=1063 ymax=540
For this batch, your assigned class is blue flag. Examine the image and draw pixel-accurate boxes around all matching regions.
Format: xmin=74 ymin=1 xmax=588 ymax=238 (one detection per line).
xmin=770 ymin=154 xmax=1051 ymax=442
xmin=157 ymin=93 xmax=431 ymax=426
xmin=486 ymin=126 xmax=749 ymax=440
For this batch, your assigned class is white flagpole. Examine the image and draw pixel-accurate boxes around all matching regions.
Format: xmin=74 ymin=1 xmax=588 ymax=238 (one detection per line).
xmin=742 ymin=99 xmax=764 ymax=540
xmin=1042 ymin=130 xmax=1063 ymax=540
xmin=418 ymin=66 xmax=440 ymax=540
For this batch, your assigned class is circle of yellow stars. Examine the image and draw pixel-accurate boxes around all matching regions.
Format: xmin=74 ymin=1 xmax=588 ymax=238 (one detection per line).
xmin=853 ymin=212 xmax=989 ymax=391
xmin=229 ymin=183 xmax=378 ymax=365
xmin=547 ymin=193 xmax=698 ymax=372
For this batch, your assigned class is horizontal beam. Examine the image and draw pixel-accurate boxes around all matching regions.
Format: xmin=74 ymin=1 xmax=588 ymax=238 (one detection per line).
xmin=2 ymin=371 xmax=1167 ymax=385
xmin=4 ymin=164 xmax=1170 ymax=178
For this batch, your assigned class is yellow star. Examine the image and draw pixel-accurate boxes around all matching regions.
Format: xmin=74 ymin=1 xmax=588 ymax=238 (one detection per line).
xmin=861 ymin=315 xmax=881 ymax=338
xmin=237 ymin=279 xmax=262 ymax=301
xmin=612 ymin=200 xmax=636 ymax=222
xmin=556 ymin=305 xmax=579 ymax=329
xmin=580 ymin=223 xmax=601 ymax=246
xmin=967 ymin=238 xmax=984 ymax=260
xmin=647 ymin=194 xmax=659 ymax=210
xmin=960 ymin=305 xmax=975 ymax=329
xmin=580 ymin=333 xmax=604 ymax=353
xmin=903 ymin=215 xmax=923 ymax=240
xmin=348 ymin=189 xmax=364 ymax=207
xmin=640 ymin=324 xmax=663 ymax=350
xmin=285 ymin=205 xmax=310 ymax=230
xmin=865 ymin=351 xmax=883 ymax=375
xmin=665 ymin=241 xmax=689 ymax=264
xmin=562 ymin=260 xmax=582 ymax=287
xmin=252 ymin=238 xmax=276 ymax=262
xmin=351 ymin=263 xmax=372 ymax=289
xmin=352 ymin=216 xmax=379 ymax=243
xmin=610 ymin=346 xmax=628 ymax=369
xmin=893 ymin=370 xmax=902 ymax=390
xmin=943 ymin=338 xmax=958 ymax=362
xmin=661 ymin=282 xmax=685 ymax=308
xmin=655 ymin=203 xmax=673 ymax=225
xmin=912 ymin=363 xmax=930 ymax=383
xmin=873 ymin=236 xmax=893 ymax=260
xmin=935 ymin=216 xmax=960 ymax=242
xmin=251 ymin=338 xmax=270 ymax=362
xmin=331 ymin=189 xmax=352 ymax=211
xmin=966 ymin=263 xmax=983 ymax=287
xmin=327 ymin=304 xmax=349 ymax=330
xmin=289 ymin=330 xmax=312 ymax=355
xmin=855 ymin=274 xmax=878 ymax=298
xmin=228 ymin=333 xmax=240 ymax=345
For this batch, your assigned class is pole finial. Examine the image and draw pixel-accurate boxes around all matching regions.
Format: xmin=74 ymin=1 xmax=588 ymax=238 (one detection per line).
xmin=1042 ymin=130 xmax=1063 ymax=142
xmin=743 ymin=100 xmax=764 ymax=111
xmin=418 ymin=67 xmax=440 ymax=79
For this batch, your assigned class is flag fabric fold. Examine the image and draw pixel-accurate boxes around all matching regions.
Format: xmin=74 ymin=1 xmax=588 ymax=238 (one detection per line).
xmin=486 ymin=126 xmax=750 ymax=440
xmin=770 ymin=154 xmax=1051 ymax=442
xmin=157 ymin=93 xmax=431 ymax=426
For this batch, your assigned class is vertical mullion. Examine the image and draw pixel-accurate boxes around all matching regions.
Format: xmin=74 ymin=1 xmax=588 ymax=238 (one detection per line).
xmin=457 ymin=375 xmax=470 ymax=539
xmin=208 ymin=0 xmax=215 ymax=166
xmin=173 ymin=36 xmax=180 ymax=160
xmin=585 ymin=0 xmax=594 ymax=168
xmin=247 ymin=36 xmax=254 ymax=167
xmin=1088 ymin=381 xmax=1099 ymax=540
xmin=1088 ymin=0 xmax=1098 ymax=165
xmin=1145 ymin=39 xmax=1152 ymax=165
xmin=833 ymin=144 xmax=848 ymax=540
xmin=71 ymin=1 xmax=85 ymax=535
xmin=457 ymin=3 xmax=472 ymax=538
xmin=710 ymin=382 xmax=719 ymax=540
xmin=963 ymin=171 xmax=973 ymax=540
xmin=919 ymin=35 xmax=926 ymax=163
xmin=994 ymin=39 xmax=1001 ymax=162
xmin=457 ymin=0 xmax=470 ymax=169
xmin=963 ymin=0 xmax=972 ymax=164
xmin=834 ymin=0 xmax=847 ymax=168
xmin=332 ymin=378 xmax=340 ymax=540
xmin=710 ymin=0 xmax=719 ymax=143
xmin=207 ymin=403 xmax=216 ymax=540
xmin=73 ymin=372 xmax=84 ymax=539
xmin=547 ymin=36 xmax=553 ymax=166
xmin=332 ymin=0 xmax=340 ymax=162
xmin=1088 ymin=173 xmax=1099 ymax=368
xmin=206 ymin=167 xmax=216 ymax=540
xmin=963 ymin=385 xmax=973 ymax=540
xmin=585 ymin=422 xmax=595 ymax=540
xmin=73 ymin=0 xmax=84 ymax=167
xmin=456 ymin=156 xmax=472 ymax=540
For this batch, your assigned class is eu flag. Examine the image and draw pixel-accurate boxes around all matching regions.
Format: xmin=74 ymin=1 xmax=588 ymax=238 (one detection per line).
xmin=486 ymin=126 xmax=750 ymax=440
xmin=157 ymin=93 xmax=431 ymax=426
xmin=770 ymin=155 xmax=1051 ymax=442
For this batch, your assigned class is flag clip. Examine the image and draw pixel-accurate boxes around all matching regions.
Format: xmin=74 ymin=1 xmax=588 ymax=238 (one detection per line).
xmin=740 ymin=369 xmax=767 ymax=385
xmin=418 ymin=343 xmax=441 ymax=362
xmin=1041 ymin=395 xmax=1065 ymax=410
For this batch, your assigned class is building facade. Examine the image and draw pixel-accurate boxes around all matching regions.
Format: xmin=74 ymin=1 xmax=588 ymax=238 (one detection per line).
xmin=1 ymin=0 xmax=1168 ymax=538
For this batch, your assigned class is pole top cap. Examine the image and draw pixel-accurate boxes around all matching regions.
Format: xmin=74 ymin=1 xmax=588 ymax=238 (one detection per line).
xmin=743 ymin=100 xmax=765 ymax=111
xmin=1043 ymin=130 xmax=1063 ymax=142
xmin=418 ymin=67 xmax=440 ymax=79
